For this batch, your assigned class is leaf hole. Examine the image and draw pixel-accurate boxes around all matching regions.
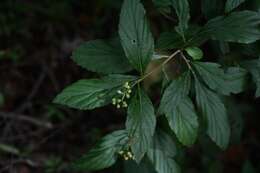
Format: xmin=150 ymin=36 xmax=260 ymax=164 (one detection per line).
xmin=132 ymin=39 xmax=136 ymax=44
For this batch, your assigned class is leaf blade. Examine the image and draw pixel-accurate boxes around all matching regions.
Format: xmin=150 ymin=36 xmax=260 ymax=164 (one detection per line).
xmin=54 ymin=75 xmax=136 ymax=110
xmin=171 ymin=0 xmax=190 ymax=39
xmin=72 ymin=38 xmax=132 ymax=74
xmin=160 ymin=72 xmax=198 ymax=146
xmin=204 ymin=11 xmax=260 ymax=44
xmin=72 ymin=130 xmax=129 ymax=171
xmin=193 ymin=62 xmax=247 ymax=95
xmin=119 ymin=0 xmax=154 ymax=73
xmin=225 ymin=0 xmax=246 ymax=13
xmin=167 ymin=97 xmax=199 ymax=146
xmin=241 ymin=58 xmax=260 ymax=97
xmin=185 ymin=47 xmax=203 ymax=60
xmin=147 ymin=130 xmax=180 ymax=173
xmin=195 ymin=80 xmax=230 ymax=149
xmin=126 ymin=88 xmax=156 ymax=162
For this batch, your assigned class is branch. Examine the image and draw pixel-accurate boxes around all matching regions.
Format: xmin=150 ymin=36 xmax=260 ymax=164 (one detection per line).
xmin=0 ymin=112 xmax=53 ymax=129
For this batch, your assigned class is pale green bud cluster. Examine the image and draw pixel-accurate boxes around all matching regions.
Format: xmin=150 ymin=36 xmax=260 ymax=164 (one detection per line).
xmin=118 ymin=149 xmax=134 ymax=160
xmin=112 ymin=82 xmax=132 ymax=109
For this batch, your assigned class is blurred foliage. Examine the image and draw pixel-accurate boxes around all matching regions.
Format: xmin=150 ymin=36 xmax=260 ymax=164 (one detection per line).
xmin=0 ymin=0 xmax=259 ymax=173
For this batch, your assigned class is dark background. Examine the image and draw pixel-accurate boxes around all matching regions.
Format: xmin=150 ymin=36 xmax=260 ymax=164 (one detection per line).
xmin=0 ymin=0 xmax=259 ymax=173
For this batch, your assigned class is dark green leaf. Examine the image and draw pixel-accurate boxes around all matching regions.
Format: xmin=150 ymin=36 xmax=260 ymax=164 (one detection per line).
xmin=201 ymin=0 xmax=224 ymax=19
xmin=119 ymin=0 xmax=154 ymax=73
xmin=204 ymin=11 xmax=260 ymax=44
xmin=167 ymin=97 xmax=199 ymax=146
xmin=152 ymin=0 xmax=171 ymax=13
xmin=126 ymin=88 xmax=156 ymax=162
xmin=147 ymin=130 xmax=180 ymax=173
xmin=159 ymin=72 xmax=197 ymax=146
xmin=156 ymin=31 xmax=184 ymax=50
xmin=224 ymin=67 xmax=248 ymax=94
xmin=72 ymin=130 xmax=129 ymax=171
xmin=72 ymin=38 xmax=132 ymax=74
xmin=241 ymin=58 xmax=260 ymax=97
xmin=54 ymin=75 xmax=136 ymax=110
xmin=171 ymin=0 xmax=190 ymax=39
xmin=185 ymin=47 xmax=203 ymax=60
xmin=160 ymin=72 xmax=191 ymax=112
xmin=156 ymin=26 xmax=202 ymax=50
xmin=225 ymin=0 xmax=246 ymax=13
xmin=193 ymin=62 xmax=247 ymax=95
xmin=238 ymin=41 xmax=260 ymax=57
xmin=195 ymin=80 xmax=230 ymax=149
xmin=226 ymin=98 xmax=245 ymax=144
xmin=124 ymin=160 xmax=156 ymax=173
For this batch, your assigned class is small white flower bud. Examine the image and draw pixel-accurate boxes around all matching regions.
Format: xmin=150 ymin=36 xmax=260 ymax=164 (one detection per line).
xmin=112 ymin=98 xmax=116 ymax=105
xmin=123 ymin=101 xmax=128 ymax=108
xmin=127 ymin=152 xmax=132 ymax=157
xmin=117 ymin=90 xmax=123 ymax=94
xmin=124 ymin=82 xmax=130 ymax=88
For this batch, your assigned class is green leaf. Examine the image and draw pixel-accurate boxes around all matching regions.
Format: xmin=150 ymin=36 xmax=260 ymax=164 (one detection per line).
xmin=156 ymin=31 xmax=185 ymax=50
xmin=156 ymin=26 xmax=203 ymax=50
xmin=201 ymin=0 xmax=224 ymax=19
xmin=224 ymin=67 xmax=248 ymax=94
xmin=119 ymin=0 xmax=154 ymax=73
xmin=72 ymin=130 xmax=129 ymax=171
xmin=152 ymin=0 xmax=172 ymax=13
xmin=171 ymin=0 xmax=190 ymax=39
xmin=159 ymin=72 xmax=198 ymax=146
xmin=185 ymin=47 xmax=203 ymax=60
xmin=72 ymin=38 xmax=132 ymax=74
xmin=204 ymin=11 xmax=260 ymax=44
xmin=225 ymin=0 xmax=246 ymax=13
xmin=195 ymin=80 xmax=230 ymax=149
xmin=147 ymin=130 xmax=180 ymax=173
xmin=160 ymin=71 xmax=191 ymax=113
xmin=54 ymin=75 xmax=136 ymax=110
xmin=167 ymin=97 xmax=199 ymax=146
xmin=124 ymin=160 xmax=157 ymax=173
xmin=242 ymin=58 xmax=260 ymax=97
xmin=126 ymin=88 xmax=156 ymax=163
xmin=193 ymin=62 xmax=247 ymax=95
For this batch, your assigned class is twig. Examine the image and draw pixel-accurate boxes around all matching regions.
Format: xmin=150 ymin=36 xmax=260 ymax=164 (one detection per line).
xmin=0 ymin=112 xmax=53 ymax=129
xmin=133 ymin=50 xmax=181 ymax=86
xmin=0 ymin=159 xmax=38 ymax=173
xmin=160 ymin=11 xmax=177 ymax=23
xmin=180 ymin=52 xmax=197 ymax=77
xmin=15 ymin=69 xmax=47 ymax=113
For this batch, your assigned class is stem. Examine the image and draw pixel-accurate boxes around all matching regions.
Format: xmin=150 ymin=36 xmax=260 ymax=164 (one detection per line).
xmin=132 ymin=50 xmax=181 ymax=86
xmin=160 ymin=11 xmax=177 ymax=23
xmin=162 ymin=65 xmax=169 ymax=81
xmin=180 ymin=52 xmax=197 ymax=77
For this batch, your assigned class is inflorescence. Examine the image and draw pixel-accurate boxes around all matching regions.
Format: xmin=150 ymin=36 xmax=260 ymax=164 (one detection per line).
xmin=112 ymin=82 xmax=132 ymax=109
xmin=118 ymin=149 xmax=134 ymax=160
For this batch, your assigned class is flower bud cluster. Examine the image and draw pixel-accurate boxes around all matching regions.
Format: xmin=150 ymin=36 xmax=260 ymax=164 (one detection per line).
xmin=118 ymin=149 xmax=134 ymax=160
xmin=112 ymin=82 xmax=132 ymax=109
